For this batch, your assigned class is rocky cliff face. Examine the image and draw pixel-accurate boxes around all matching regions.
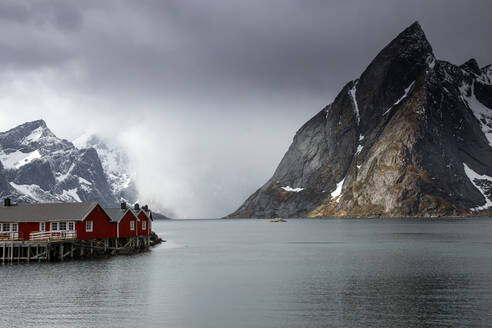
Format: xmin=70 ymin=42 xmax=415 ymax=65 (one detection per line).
xmin=73 ymin=133 xmax=137 ymax=204
xmin=0 ymin=120 xmax=118 ymax=206
xmin=229 ymin=22 xmax=492 ymax=218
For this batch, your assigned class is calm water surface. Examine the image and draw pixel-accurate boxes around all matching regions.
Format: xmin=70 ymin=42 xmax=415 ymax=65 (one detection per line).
xmin=1 ymin=218 xmax=492 ymax=328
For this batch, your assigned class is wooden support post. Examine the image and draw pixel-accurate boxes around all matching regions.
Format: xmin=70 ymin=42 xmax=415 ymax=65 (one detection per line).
xmin=60 ymin=244 xmax=64 ymax=261
xmin=2 ymin=243 xmax=5 ymax=264
xmin=10 ymin=242 xmax=13 ymax=263
xmin=27 ymin=245 xmax=31 ymax=263
xmin=90 ymin=240 xmax=93 ymax=256
xmin=70 ymin=243 xmax=74 ymax=258
xmin=47 ymin=243 xmax=51 ymax=262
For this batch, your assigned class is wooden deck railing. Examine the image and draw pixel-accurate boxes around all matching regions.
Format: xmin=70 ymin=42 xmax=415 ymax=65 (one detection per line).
xmin=30 ymin=231 xmax=77 ymax=241
xmin=0 ymin=232 xmax=22 ymax=241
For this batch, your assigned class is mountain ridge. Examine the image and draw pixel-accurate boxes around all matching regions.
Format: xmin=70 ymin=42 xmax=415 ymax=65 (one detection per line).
xmin=228 ymin=22 xmax=492 ymax=218
xmin=0 ymin=120 xmax=121 ymax=206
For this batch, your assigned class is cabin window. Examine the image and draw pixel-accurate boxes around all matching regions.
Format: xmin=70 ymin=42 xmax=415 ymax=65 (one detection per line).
xmin=11 ymin=223 xmax=17 ymax=232
xmin=68 ymin=222 xmax=75 ymax=231
xmin=86 ymin=220 xmax=93 ymax=232
xmin=51 ymin=222 xmax=58 ymax=231
xmin=130 ymin=221 xmax=135 ymax=231
xmin=142 ymin=221 xmax=146 ymax=230
xmin=2 ymin=223 xmax=10 ymax=232
xmin=59 ymin=222 xmax=67 ymax=231
xmin=40 ymin=222 xmax=46 ymax=232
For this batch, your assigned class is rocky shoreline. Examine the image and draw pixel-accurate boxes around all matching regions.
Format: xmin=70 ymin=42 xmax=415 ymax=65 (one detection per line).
xmin=150 ymin=231 xmax=165 ymax=246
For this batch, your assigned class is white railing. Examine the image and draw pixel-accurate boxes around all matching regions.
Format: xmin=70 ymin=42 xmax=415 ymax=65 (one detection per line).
xmin=29 ymin=231 xmax=77 ymax=241
xmin=0 ymin=232 xmax=20 ymax=241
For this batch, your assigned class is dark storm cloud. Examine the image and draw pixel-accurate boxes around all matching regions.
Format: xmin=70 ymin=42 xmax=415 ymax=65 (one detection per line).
xmin=0 ymin=0 xmax=83 ymax=69
xmin=0 ymin=0 xmax=491 ymax=217
xmin=3 ymin=0 xmax=490 ymax=104
xmin=0 ymin=0 xmax=83 ymax=29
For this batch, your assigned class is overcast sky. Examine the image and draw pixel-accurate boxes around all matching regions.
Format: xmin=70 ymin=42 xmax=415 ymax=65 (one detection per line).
xmin=0 ymin=0 xmax=491 ymax=218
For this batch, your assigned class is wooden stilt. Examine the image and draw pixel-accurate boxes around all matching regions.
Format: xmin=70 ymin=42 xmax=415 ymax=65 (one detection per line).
xmin=60 ymin=244 xmax=64 ymax=261
xmin=47 ymin=243 xmax=51 ymax=262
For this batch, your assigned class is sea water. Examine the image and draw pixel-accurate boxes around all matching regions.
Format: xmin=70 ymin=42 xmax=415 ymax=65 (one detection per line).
xmin=1 ymin=218 xmax=491 ymax=328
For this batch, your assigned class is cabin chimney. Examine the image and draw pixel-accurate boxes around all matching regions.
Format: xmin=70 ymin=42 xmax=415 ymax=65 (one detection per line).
xmin=4 ymin=198 xmax=11 ymax=207
xmin=121 ymin=202 xmax=127 ymax=210
xmin=134 ymin=203 xmax=140 ymax=211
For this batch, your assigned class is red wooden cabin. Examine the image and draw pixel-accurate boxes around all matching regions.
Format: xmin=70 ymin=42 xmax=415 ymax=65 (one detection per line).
xmin=136 ymin=206 xmax=152 ymax=236
xmin=0 ymin=200 xmax=115 ymax=241
xmin=105 ymin=205 xmax=140 ymax=238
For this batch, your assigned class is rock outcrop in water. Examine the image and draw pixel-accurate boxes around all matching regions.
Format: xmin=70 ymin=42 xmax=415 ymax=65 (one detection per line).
xmin=229 ymin=22 xmax=492 ymax=218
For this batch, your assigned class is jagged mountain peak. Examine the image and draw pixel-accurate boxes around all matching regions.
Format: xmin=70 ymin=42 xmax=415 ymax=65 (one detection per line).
xmin=369 ymin=21 xmax=432 ymax=63
xmin=0 ymin=119 xmax=70 ymax=153
xmin=0 ymin=120 xmax=119 ymax=207
xmin=352 ymin=22 xmax=434 ymax=134
xmin=399 ymin=21 xmax=426 ymax=41
xmin=17 ymin=119 xmax=47 ymax=129
xmin=229 ymin=23 xmax=492 ymax=219
xmin=460 ymin=58 xmax=482 ymax=75
xmin=4 ymin=119 xmax=51 ymax=136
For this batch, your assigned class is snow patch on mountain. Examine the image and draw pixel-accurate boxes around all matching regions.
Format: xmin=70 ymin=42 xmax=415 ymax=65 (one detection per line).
xmin=463 ymin=163 xmax=492 ymax=210
xmin=383 ymin=81 xmax=415 ymax=115
xmin=10 ymin=182 xmax=53 ymax=202
xmin=0 ymin=150 xmax=41 ymax=169
xmin=22 ymin=127 xmax=43 ymax=144
xmin=459 ymin=83 xmax=492 ymax=147
xmin=349 ymin=80 xmax=360 ymax=124
xmin=331 ymin=178 xmax=345 ymax=201
xmin=57 ymin=164 xmax=73 ymax=182
xmin=61 ymin=188 xmax=82 ymax=202
xmin=281 ymin=186 xmax=304 ymax=192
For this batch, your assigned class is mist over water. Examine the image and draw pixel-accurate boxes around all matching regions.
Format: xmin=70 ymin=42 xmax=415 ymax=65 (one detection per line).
xmin=1 ymin=218 xmax=492 ymax=327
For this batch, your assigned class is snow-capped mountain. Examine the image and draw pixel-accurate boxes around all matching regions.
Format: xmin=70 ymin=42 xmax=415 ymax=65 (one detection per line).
xmin=73 ymin=133 xmax=137 ymax=204
xmin=229 ymin=22 xmax=492 ymax=218
xmin=0 ymin=120 xmax=118 ymax=206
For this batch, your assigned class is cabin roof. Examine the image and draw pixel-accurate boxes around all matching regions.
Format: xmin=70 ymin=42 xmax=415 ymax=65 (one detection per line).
xmin=129 ymin=209 xmax=153 ymax=221
xmin=105 ymin=208 xmax=135 ymax=222
xmin=139 ymin=210 xmax=153 ymax=221
xmin=0 ymin=202 xmax=99 ymax=222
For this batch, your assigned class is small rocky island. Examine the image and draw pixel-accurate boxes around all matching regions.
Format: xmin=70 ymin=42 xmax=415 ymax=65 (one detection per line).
xmin=229 ymin=22 xmax=492 ymax=219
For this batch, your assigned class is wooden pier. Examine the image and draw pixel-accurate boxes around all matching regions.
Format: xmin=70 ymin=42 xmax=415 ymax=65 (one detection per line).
xmin=0 ymin=235 xmax=151 ymax=264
